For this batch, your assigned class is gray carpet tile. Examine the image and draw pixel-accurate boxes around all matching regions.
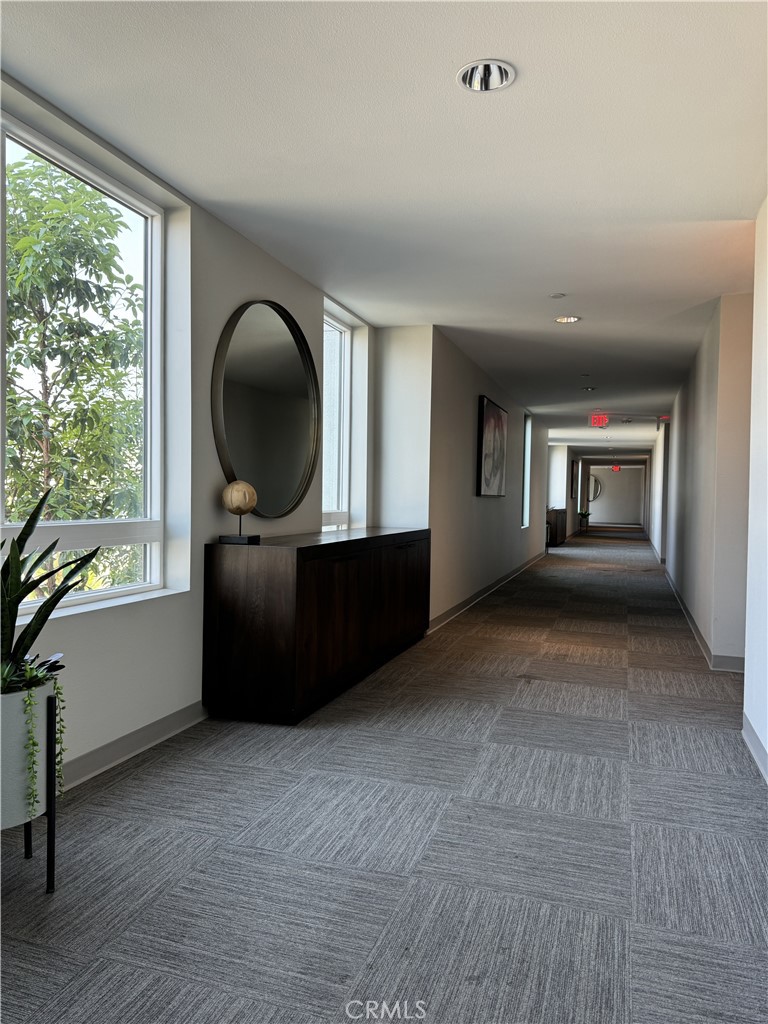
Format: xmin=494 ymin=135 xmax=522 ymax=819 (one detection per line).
xmin=629 ymin=765 xmax=768 ymax=840
xmin=630 ymin=925 xmax=768 ymax=1024
xmin=305 ymin=728 xmax=482 ymax=791
xmin=367 ymin=692 xmax=501 ymax=742
xmin=80 ymin=758 xmax=301 ymax=833
xmin=627 ymin=611 xmax=688 ymax=626
xmin=490 ymin=706 xmax=630 ymax=759
xmin=628 ymin=667 xmax=743 ymax=703
xmin=545 ymin=629 xmax=628 ymax=652
xmin=523 ymin=659 xmax=629 ymax=688
xmin=447 ymin=634 xmax=543 ymax=657
xmin=416 ymin=798 xmax=631 ymax=916
xmin=629 ymin=722 xmax=762 ymax=777
xmin=61 ymin=745 xmax=166 ymax=811
xmin=26 ymin=960 xmax=324 ymax=1024
xmin=628 ymin=693 xmax=743 ymax=729
xmin=538 ymin=642 xmax=629 ymax=666
xmin=563 ymin=602 xmax=628 ymax=618
xmin=486 ymin=604 xmax=561 ymax=620
xmin=109 ymin=846 xmax=405 ymax=1014
xmin=336 ymin=880 xmax=628 ymax=1024
xmin=468 ymin=622 xmax=551 ymax=641
xmin=401 ymin=670 xmax=520 ymax=704
xmin=629 ymin=635 xmax=703 ymax=656
xmin=2 ymin=813 xmax=214 ymax=955
xmin=348 ymin=660 xmax=423 ymax=697
xmin=183 ymin=717 xmax=349 ymax=768
xmin=628 ymin=650 xmax=711 ymax=672
xmin=633 ymin=823 xmax=768 ymax=947
xmin=237 ymin=772 xmax=448 ymax=873
xmin=463 ymin=743 xmax=628 ymax=820
xmin=509 ymin=678 xmax=628 ymax=720
xmin=554 ymin=617 xmax=628 ymax=636
xmin=0 ymin=938 xmax=90 ymax=1024
xmin=430 ymin=649 xmax=531 ymax=679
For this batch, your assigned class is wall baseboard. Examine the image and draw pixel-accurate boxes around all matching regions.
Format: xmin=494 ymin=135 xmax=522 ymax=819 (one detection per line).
xmin=743 ymin=713 xmax=768 ymax=783
xmin=665 ymin=571 xmax=745 ymax=673
xmin=429 ymin=551 xmax=545 ymax=631
xmin=64 ymin=701 xmax=206 ymax=789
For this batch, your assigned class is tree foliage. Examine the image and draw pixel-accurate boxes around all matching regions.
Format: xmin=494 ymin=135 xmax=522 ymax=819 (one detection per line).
xmin=4 ymin=147 xmax=147 ymax=592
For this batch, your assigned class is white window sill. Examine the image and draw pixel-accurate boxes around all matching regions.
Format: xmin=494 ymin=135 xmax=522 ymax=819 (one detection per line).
xmin=16 ymin=585 xmax=189 ymax=626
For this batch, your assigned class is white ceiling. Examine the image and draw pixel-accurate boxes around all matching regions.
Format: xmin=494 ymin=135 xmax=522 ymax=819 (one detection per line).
xmin=2 ymin=1 xmax=765 ymax=450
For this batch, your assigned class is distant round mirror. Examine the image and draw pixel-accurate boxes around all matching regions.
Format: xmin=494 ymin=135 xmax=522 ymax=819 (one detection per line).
xmin=588 ymin=474 xmax=602 ymax=501
xmin=211 ymin=301 xmax=320 ymax=518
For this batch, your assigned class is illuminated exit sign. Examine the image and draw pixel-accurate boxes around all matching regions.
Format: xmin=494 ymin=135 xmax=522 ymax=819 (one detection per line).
xmin=611 ymin=465 xmax=621 ymax=473
xmin=590 ymin=413 xmax=609 ymax=428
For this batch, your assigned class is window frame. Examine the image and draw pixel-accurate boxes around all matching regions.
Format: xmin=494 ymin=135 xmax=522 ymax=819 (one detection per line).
xmin=321 ymin=314 xmax=352 ymax=531
xmin=1 ymin=113 xmax=165 ymax=610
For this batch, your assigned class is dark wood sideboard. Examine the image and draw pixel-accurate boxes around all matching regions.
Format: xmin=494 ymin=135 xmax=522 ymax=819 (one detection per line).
xmin=203 ymin=527 xmax=431 ymax=723
xmin=546 ymin=507 xmax=567 ymax=547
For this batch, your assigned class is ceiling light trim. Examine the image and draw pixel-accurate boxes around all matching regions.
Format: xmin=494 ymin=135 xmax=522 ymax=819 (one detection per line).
xmin=457 ymin=60 xmax=516 ymax=92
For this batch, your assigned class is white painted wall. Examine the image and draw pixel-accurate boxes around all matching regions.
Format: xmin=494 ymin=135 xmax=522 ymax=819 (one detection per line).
xmin=428 ymin=329 xmax=546 ymax=623
xmin=589 ymin=467 xmax=645 ymax=524
xmin=371 ymin=326 xmax=433 ymax=529
xmin=744 ymin=197 xmax=768 ymax=776
xmin=666 ymin=294 xmax=753 ymax=665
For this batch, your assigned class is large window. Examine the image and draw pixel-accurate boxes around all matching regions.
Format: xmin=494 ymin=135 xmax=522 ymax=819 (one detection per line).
xmin=321 ymin=316 xmax=351 ymax=529
xmin=521 ymin=413 xmax=532 ymax=528
xmin=2 ymin=124 xmax=163 ymax=607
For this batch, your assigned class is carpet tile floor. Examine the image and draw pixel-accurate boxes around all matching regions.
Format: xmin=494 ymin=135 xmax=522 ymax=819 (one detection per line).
xmin=2 ymin=531 xmax=766 ymax=1023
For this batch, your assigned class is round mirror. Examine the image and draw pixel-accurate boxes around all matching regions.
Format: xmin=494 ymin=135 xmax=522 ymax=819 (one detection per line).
xmin=587 ymin=474 xmax=602 ymax=501
xmin=211 ymin=301 xmax=320 ymax=518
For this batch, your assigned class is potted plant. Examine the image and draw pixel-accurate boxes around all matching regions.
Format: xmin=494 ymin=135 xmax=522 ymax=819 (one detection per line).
xmin=578 ymin=508 xmax=591 ymax=532
xmin=1 ymin=490 xmax=99 ymax=829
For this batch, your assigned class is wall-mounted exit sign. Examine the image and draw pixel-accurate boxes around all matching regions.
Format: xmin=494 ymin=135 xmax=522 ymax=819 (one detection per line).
xmin=590 ymin=413 xmax=609 ymax=428
xmin=611 ymin=465 xmax=621 ymax=473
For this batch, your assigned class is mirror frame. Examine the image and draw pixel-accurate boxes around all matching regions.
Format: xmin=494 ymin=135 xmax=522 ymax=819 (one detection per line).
xmin=211 ymin=300 xmax=321 ymax=519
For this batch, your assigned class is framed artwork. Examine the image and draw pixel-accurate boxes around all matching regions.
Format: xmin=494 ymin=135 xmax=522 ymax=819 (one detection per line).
xmin=476 ymin=395 xmax=508 ymax=496
xmin=570 ymin=459 xmax=578 ymax=500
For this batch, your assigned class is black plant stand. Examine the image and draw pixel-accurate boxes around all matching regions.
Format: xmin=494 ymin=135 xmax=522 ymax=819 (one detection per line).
xmin=21 ymin=694 xmax=56 ymax=893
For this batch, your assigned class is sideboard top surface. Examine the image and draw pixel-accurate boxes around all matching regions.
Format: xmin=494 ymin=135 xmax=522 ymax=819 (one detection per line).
xmin=208 ymin=527 xmax=430 ymax=551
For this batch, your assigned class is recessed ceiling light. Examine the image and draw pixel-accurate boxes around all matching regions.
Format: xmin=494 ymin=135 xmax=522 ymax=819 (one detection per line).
xmin=457 ymin=60 xmax=516 ymax=92
xmin=549 ymin=292 xmax=566 ymax=299
xmin=581 ymin=386 xmax=597 ymax=391
xmin=580 ymin=373 xmax=590 ymax=377
xmin=554 ymin=315 xmax=581 ymax=324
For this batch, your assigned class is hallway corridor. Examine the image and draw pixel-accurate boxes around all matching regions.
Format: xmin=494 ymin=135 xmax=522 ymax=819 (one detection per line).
xmin=3 ymin=535 xmax=767 ymax=1024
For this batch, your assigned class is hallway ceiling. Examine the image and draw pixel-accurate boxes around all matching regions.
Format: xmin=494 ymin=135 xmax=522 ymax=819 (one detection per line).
xmin=2 ymin=2 xmax=765 ymax=449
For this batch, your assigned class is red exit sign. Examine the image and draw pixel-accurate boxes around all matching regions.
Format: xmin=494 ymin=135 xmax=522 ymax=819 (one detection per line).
xmin=611 ymin=465 xmax=621 ymax=473
xmin=590 ymin=413 xmax=609 ymax=428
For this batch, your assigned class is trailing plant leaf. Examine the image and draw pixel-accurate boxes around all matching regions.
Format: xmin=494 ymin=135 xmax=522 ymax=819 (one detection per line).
xmin=23 ymin=687 xmax=40 ymax=819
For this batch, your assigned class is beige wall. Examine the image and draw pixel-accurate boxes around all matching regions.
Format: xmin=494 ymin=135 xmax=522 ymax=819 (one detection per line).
xmin=428 ymin=329 xmax=546 ymax=623
xmin=666 ymin=294 xmax=753 ymax=666
xmin=744 ymin=197 xmax=768 ymax=776
xmin=590 ymin=466 xmax=645 ymax=525
xmin=371 ymin=325 xmax=433 ymax=529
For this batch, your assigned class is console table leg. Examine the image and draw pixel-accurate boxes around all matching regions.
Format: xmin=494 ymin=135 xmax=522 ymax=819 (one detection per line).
xmin=24 ymin=820 xmax=32 ymax=859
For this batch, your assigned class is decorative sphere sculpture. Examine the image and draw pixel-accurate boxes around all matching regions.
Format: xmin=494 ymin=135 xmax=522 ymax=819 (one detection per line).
xmin=221 ymin=480 xmax=257 ymax=516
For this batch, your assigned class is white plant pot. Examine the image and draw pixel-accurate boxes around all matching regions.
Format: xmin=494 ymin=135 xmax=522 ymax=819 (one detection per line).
xmin=1 ymin=682 xmax=54 ymax=829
